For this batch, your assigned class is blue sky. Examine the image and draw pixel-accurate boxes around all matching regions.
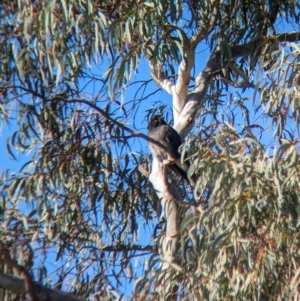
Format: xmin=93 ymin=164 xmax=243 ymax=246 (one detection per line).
xmin=0 ymin=42 xmax=210 ymax=299
xmin=1 ymin=14 xmax=299 ymax=298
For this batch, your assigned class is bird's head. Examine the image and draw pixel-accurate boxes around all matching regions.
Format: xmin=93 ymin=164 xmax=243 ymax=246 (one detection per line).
xmin=147 ymin=115 xmax=167 ymax=130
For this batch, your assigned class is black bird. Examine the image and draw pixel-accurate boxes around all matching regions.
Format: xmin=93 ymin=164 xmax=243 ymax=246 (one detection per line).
xmin=147 ymin=115 xmax=191 ymax=185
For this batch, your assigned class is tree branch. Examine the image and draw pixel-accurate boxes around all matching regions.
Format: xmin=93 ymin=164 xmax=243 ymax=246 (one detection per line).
xmin=0 ymin=272 xmax=84 ymax=301
xmin=172 ymin=1 xmax=219 ymax=120
xmin=2 ymin=87 xmax=172 ymax=156
xmin=201 ymin=32 xmax=300 ymax=77
xmin=173 ymin=50 xmax=195 ymax=120
xmin=50 ymin=97 xmax=175 ymax=154
xmin=0 ymin=242 xmax=37 ymax=301
xmin=176 ymin=56 xmax=192 ymax=97
xmin=102 ymin=244 xmax=155 ymax=252
xmin=190 ymin=0 xmax=219 ymax=48
xmin=147 ymin=58 xmax=175 ymax=95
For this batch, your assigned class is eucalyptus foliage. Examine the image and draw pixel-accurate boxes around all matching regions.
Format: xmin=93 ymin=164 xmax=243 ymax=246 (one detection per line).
xmin=0 ymin=0 xmax=300 ymax=300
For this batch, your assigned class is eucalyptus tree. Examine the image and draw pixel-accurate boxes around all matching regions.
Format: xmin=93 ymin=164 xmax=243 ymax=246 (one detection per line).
xmin=0 ymin=0 xmax=300 ymax=300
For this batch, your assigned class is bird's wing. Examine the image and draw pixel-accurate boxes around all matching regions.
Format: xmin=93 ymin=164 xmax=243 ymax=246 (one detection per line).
xmin=162 ymin=125 xmax=182 ymax=149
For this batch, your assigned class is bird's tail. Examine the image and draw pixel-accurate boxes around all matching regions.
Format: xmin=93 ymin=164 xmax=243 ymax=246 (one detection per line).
xmin=171 ymin=161 xmax=196 ymax=188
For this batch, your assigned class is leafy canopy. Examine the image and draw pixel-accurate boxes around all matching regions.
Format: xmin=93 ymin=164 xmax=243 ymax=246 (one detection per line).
xmin=0 ymin=0 xmax=300 ymax=300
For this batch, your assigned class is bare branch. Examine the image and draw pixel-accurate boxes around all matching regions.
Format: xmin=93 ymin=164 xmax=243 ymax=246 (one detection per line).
xmin=173 ymin=1 xmax=219 ymax=120
xmin=173 ymin=50 xmax=195 ymax=120
xmin=148 ymin=58 xmax=175 ymax=95
xmin=149 ymin=160 xmax=182 ymax=236
xmin=102 ymin=244 xmax=155 ymax=252
xmin=175 ymin=52 xmax=194 ymax=97
xmin=190 ymin=0 xmax=219 ymax=48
